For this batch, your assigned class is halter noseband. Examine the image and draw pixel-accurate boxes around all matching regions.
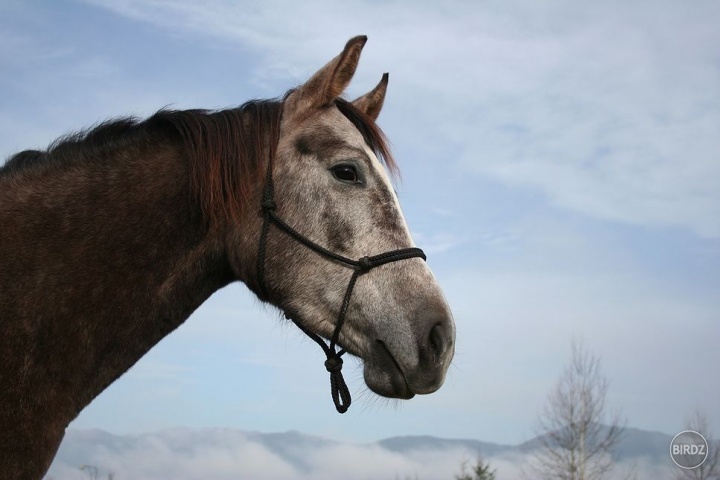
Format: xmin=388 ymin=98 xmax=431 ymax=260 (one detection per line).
xmin=255 ymin=155 xmax=426 ymax=414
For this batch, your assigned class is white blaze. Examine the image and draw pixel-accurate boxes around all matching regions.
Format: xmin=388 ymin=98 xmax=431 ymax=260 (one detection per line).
xmin=363 ymin=144 xmax=416 ymax=247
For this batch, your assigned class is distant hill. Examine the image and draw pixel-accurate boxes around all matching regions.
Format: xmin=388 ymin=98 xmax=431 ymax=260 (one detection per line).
xmin=516 ymin=424 xmax=673 ymax=462
xmin=45 ymin=425 xmax=681 ymax=480
xmin=378 ymin=434 xmax=516 ymax=457
xmin=379 ymin=425 xmax=674 ymax=462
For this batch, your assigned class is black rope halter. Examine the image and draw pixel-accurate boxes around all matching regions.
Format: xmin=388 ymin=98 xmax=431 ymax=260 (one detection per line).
xmin=255 ymin=155 xmax=426 ymax=414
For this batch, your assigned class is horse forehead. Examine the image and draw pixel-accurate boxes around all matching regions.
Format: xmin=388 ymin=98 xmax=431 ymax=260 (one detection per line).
xmin=281 ymin=107 xmax=394 ymax=191
xmin=363 ymin=144 xmax=392 ymax=187
xmin=314 ymin=108 xmax=364 ymax=145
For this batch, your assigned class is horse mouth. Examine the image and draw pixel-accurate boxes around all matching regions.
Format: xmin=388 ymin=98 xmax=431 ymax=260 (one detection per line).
xmin=363 ymin=340 xmax=415 ymax=400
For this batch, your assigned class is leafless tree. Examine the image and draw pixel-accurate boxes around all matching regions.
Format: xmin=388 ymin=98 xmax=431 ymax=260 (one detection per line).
xmin=455 ymin=455 xmax=496 ymax=480
xmin=79 ymin=464 xmax=116 ymax=480
xmin=80 ymin=464 xmax=98 ymax=480
xmin=674 ymin=410 xmax=720 ymax=480
xmin=527 ymin=339 xmax=625 ymax=480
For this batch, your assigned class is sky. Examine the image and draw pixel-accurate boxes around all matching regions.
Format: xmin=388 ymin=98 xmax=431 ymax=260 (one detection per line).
xmin=1 ymin=0 xmax=719 ymax=448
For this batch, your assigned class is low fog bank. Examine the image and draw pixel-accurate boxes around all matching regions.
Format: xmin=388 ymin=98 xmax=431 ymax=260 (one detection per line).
xmin=45 ymin=427 xmax=678 ymax=480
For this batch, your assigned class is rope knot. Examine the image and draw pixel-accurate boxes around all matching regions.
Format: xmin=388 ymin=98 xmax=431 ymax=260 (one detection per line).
xmin=324 ymin=356 xmax=343 ymax=373
xmin=357 ymin=256 xmax=372 ymax=271
xmin=261 ymin=198 xmax=277 ymax=211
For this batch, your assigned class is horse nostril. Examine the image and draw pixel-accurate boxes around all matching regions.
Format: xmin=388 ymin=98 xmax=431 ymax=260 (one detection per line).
xmin=429 ymin=323 xmax=448 ymax=362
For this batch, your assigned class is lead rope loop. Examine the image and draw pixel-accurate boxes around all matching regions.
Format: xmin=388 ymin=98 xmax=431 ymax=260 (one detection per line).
xmin=283 ymin=268 xmax=361 ymax=414
xmin=283 ymin=308 xmax=351 ymax=414
xmin=324 ymin=357 xmax=350 ymax=413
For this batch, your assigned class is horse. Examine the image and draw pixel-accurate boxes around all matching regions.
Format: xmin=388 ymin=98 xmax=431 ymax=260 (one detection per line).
xmin=0 ymin=36 xmax=455 ymax=480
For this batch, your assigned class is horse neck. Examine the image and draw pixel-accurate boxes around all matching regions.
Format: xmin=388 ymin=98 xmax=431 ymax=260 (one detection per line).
xmin=0 ymin=139 xmax=236 ymax=428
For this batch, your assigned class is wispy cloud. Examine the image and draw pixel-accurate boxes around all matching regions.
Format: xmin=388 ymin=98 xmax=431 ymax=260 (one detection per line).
xmin=412 ymin=230 xmax=470 ymax=255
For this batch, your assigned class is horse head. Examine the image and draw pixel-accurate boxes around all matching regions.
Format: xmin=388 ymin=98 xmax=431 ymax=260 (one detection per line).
xmin=231 ymin=36 xmax=455 ymax=402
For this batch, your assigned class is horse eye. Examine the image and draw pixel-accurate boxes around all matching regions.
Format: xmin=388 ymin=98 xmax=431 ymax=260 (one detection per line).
xmin=331 ymin=165 xmax=359 ymax=183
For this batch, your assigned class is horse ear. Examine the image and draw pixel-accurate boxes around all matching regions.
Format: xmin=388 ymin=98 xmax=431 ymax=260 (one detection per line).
xmin=352 ymin=73 xmax=388 ymax=121
xmin=286 ymin=35 xmax=367 ymax=115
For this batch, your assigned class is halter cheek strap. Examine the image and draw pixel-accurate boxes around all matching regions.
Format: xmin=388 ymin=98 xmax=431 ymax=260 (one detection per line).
xmin=255 ymin=157 xmax=426 ymax=414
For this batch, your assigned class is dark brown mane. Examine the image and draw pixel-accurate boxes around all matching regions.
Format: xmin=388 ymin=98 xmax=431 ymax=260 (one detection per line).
xmin=1 ymin=96 xmax=396 ymax=225
xmin=1 ymin=118 xmax=143 ymax=174
xmin=169 ymin=100 xmax=283 ymax=224
xmin=1 ymin=101 xmax=285 ymax=225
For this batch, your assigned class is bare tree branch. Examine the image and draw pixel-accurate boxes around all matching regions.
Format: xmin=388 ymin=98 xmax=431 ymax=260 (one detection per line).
xmin=527 ymin=339 xmax=625 ymax=480
xmin=674 ymin=410 xmax=720 ymax=480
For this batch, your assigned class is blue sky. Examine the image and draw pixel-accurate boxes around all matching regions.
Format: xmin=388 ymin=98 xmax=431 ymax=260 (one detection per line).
xmin=1 ymin=0 xmax=719 ymax=446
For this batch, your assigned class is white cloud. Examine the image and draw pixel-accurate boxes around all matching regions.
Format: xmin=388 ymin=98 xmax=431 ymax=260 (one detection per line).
xmin=412 ymin=230 xmax=470 ymax=255
xmin=435 ymin=4 xmax=720 ymax=238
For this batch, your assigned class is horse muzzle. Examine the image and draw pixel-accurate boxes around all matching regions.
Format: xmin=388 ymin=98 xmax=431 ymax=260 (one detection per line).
xmin=363 ymin=309 xmax=455 ymax=399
